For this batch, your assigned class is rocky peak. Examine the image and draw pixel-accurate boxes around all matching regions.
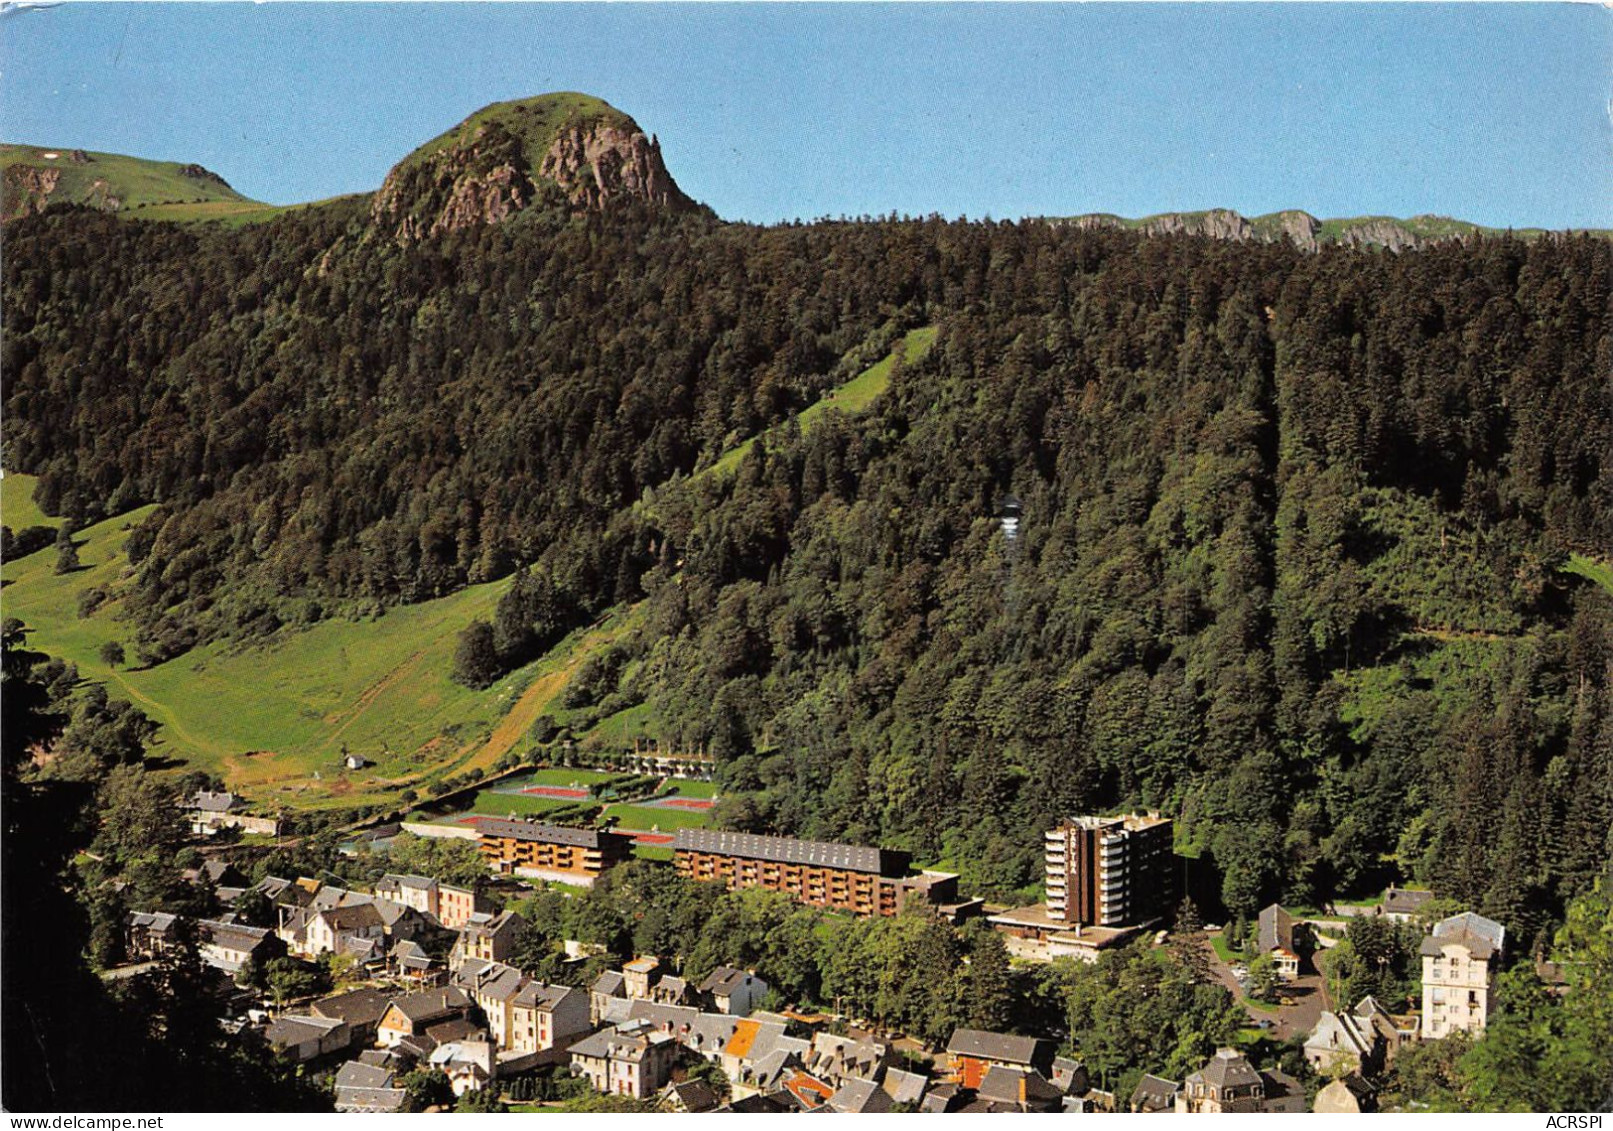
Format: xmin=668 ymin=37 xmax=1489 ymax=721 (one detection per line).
xmin=370 ymin=94 xmax=697 ymax=241
xmin=177 ymin=163 xmax=232 ymax=190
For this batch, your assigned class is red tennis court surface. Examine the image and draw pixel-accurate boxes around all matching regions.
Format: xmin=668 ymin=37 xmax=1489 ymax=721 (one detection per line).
xmin=628 ymin=832 xmax=675 ymax=844
xmin=655 ymin=797 xmax=714 ymax=810
xmin=520 ymin=786 xmax=590 ymax=799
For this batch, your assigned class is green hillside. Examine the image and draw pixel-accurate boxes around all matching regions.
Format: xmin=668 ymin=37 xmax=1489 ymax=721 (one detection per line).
xmin=2 ymin=471 xmax=59 ymax=530
xmin=1 ymin=144 xmax=273 ymax=222
xmin=0 ymin=487 xmax=637 ymax=809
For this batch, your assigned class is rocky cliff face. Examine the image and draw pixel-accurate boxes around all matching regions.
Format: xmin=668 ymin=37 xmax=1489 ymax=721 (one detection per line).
xmin=538 ymin=123 xmax=693 ymax=213
xmin=1140 ymin=208 xmax=1254 ymax=242
xmin=1059 ymin=207 xmax=1432 ymax=253
xmin=3 ymin=164 xmax=62 ymax=219
xmin=372 ymin=111 xmax=695 ymax=241
xmin=3 ymin=164 xmax=122 ymax=221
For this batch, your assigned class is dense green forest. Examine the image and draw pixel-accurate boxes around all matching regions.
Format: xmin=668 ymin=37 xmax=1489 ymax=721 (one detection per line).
xmin=4 ymin=197 xmax=1610 ymax=952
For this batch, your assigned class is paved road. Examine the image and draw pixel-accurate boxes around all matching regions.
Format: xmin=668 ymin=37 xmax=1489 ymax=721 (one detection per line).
xmin=1203 ymin=930 xmax=1329 ymax=1041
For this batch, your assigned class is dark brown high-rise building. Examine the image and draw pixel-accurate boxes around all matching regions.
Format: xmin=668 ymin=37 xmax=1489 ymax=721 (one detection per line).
xmin=1044 ymin=813 xmax=1174 ymax=927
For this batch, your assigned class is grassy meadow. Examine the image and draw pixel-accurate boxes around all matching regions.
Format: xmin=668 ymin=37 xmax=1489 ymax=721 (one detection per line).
xmin=0 ymin=472 xmax=635 ymax=809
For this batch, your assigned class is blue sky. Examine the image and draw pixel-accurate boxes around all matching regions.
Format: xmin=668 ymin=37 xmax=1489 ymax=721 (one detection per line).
xmin=1 ymin=3 xmax=1608 ymax=228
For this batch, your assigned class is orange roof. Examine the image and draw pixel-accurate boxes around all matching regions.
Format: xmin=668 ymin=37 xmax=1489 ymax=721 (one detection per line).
xmin=783 ymin=1071 xmax=834 ymax=1108
xmin=724 ymin=1018 xmax=762 ymax=1059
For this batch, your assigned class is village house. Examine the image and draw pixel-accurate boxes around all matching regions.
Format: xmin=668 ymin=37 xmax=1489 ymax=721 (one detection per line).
xmin=569 ymin=1019 xmax=678 ymax=1099
xmin=310 ymin=987 xmax=393 ymax=1048
xmin=618 ymin=955 xmax=691 ymax=1006
xmin=624 ymin=999 xmax=742 ymax=1063
xmin=333 ymin=1060 xmax=408 ymax=1114
xmin=1315 ymin=1075 xmax=1378 ymax=1113
xmin=966 ymin=1064 xmax=1065 ymax=1113
xmin=1304 ymin=996 xmax=1404 ymax=1077
xmin=451 ymin=959 xmax=527 ymax=1049
xmin=374 ymin=874 xmax=491 ymax=929
xmin=722 ymin=1015 xmax=811 ymax=1097
xmin=1130 ymin=1073 xmax=1182 ymax=1113
xmin=196 ymin=918 xmax=278 ymax=975
xmin=186 ymin=790 xmax=280 ymax=837
xmin=878 ymin=1066 xmax=928 ymax=1109
xmin=1379 ymin=887 xmax=1435 ymax=922
xmin=1257 ymin=903 xmax=1303 ymax=980
xmin=945 ymin=1029 xmax=1054 ymax=1090
xmin=827 ymin=1076 xmax=897 ymax=1113
xmin=1421 ymin=911 xmax=1505 ymax=1039
xmin=265 ymin=1014 xmax=351 ymax=1063
xmin=376 ymin=873 xmax=438 ymax=916
xmin=806 ymin=1031 xmax=890 ymax=1085
xmin=453 ymin=909 xmax=524 ymax=964
xmin=127 ymin=910 xmax=181 ymax=958
xmin=699 ymin=965 xmax=769 ymax=1016
xmin=1176 ymin=1048 xmax=1305 ymax=1113
xmin=662 ymin=1079 xmax=721 ymax=1113
xmin=377 ymin=986 xmax=475 ymax=1048
xmin=390 ymin=938 xmax=437 ymax=981
xmin=510 ymin=979 xmax=591 ymax=1056
xmin=429 ymin=1037 xmax=497 ymax=1097
xmin=302 ymin=902 xmax=387 ymax=958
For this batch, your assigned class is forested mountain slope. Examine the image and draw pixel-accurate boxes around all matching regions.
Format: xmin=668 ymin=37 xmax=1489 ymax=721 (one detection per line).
xmin=4 ymin=155 xmax=1609 ymax=947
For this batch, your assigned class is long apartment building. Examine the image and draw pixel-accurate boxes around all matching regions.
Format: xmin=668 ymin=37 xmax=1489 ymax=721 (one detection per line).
xmin=477 ymin=819 xmax=635 ymax=884
xmin=1044 ymin=813 xmax=1174 ymax=927
xmin=673 ymin=828 xmax=941 ymax=918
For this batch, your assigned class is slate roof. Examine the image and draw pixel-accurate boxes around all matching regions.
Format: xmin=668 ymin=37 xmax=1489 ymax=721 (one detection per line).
xmin=673 ymin=827 xmax=895 ymax=874
xmin=334 ymin=1086 xmax=407 ymax=1114
xmin=828 ymin=1077 xmax=893 ymax=1113
xmin=387 ymin=987 xmax=472 ymax=1024
xmin=569 ymin=1022 xmax=673 ymax=1062
xmin=1188 ymin=1048 xmax=1263 ymax=1092
xmin=192 ymin=790 xmax=239 ymax=813
xmin=699 ymin=965 xmax=755 ymax=996
xmin=977 ymin=1065 xmax=1063 ymax=1109
xmin=592 ymin=970 xmax=626 ymax=997
xmin=453 ymin=958 xmax=526 ymax=1002
xmin=946 ymin=1028 xmax=1046 ymax=1067
xmin=391 ymin=939 xmax=432 ymax=970
xmin=311 ymin=887 xmax=376 ymax=914
xmin=130 ymin=910 xmax=179 ymax=934
xmin=669 ymin=1080 xmax=719 ymax=1113
xmin=882 ymin=1067 xmax=929 ymax=1106
xmin=265 ymin=1014 xmax=345 ymax=1047
xmin=320 ymin=903 xmax=385 ymax=932
xmin=1258 ymin=904 xmax=1296 ymax=954
xmin=379 ymin=873 xmax=436 ymax=892
xmin=1422 ymin=912 xmax=1505 ymax=960
xmin=312 ymin=988 xmax=392 ymax=1029
xmin=197 ymin=919 xmax=271 ymax=951
xmin=334 ymin=1060 xmax=394 ymax=1090
xmin=1131 ymin=1073 xmax=1180 ymax=1112
xmin=514 ymin=981 xmax=578 ymax=1012
xmin=475 ymin=818 xmax=608 ymax=847
xmin=1380 ymin=888 xmax=1434 ymax=916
